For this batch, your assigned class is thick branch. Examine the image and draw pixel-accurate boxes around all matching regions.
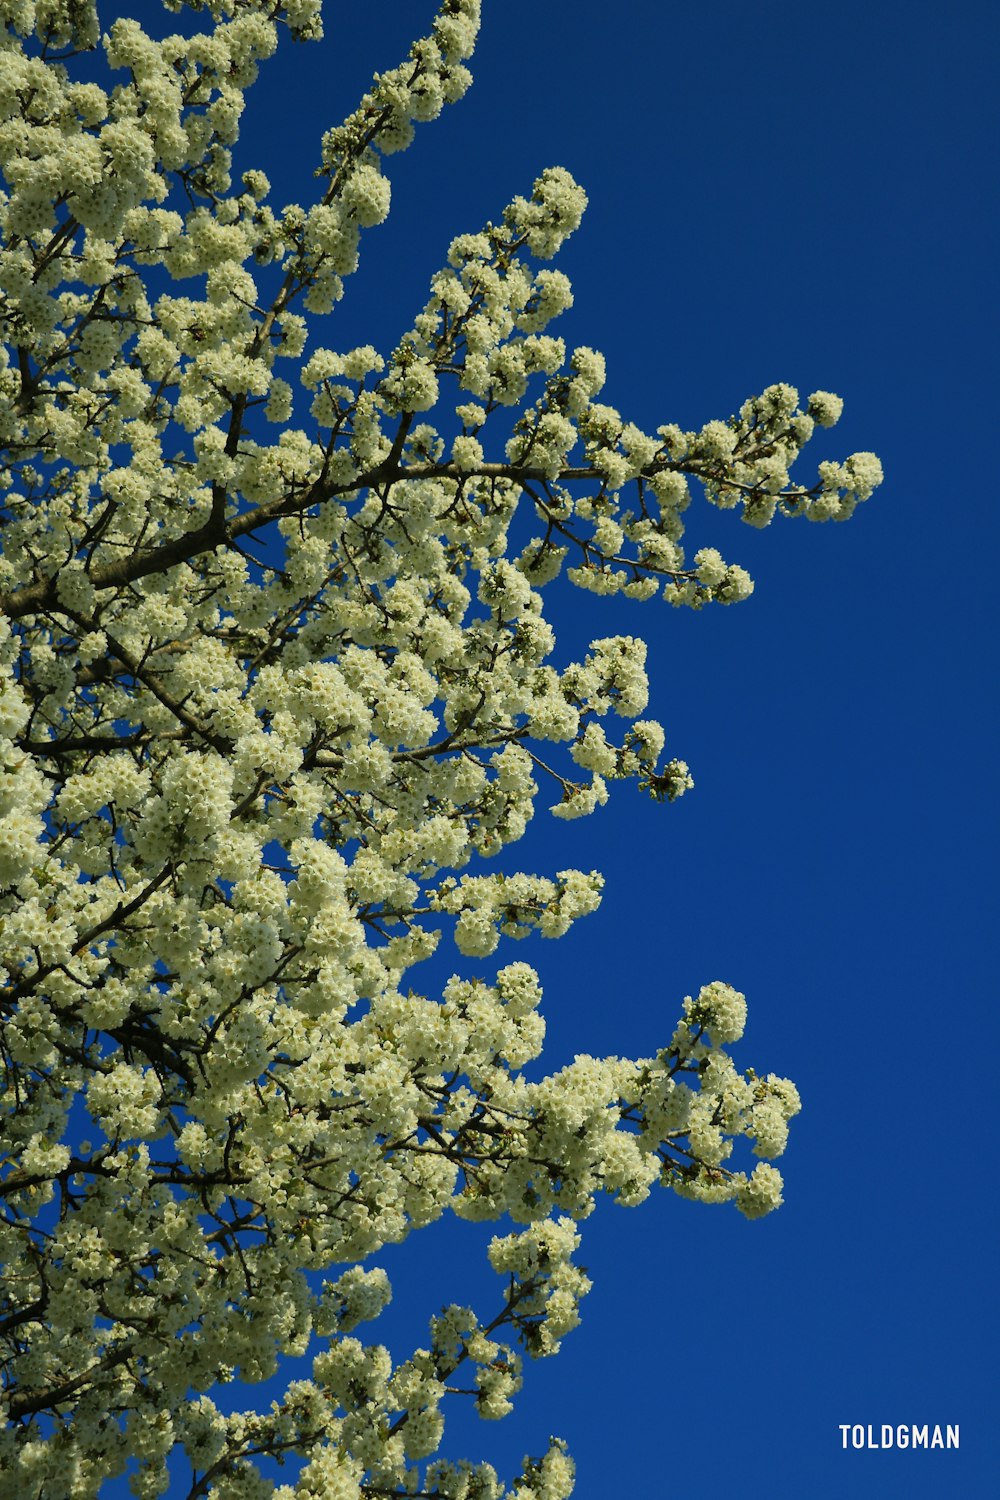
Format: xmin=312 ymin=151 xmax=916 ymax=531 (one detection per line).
xmin=7 ymin=1344 xmax=133 ymax=1422
xmin=0 ymin=455 xmax=752 ymax=623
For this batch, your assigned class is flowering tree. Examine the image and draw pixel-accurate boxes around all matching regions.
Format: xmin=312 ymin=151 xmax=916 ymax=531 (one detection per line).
xmin=0 ymin=2 xmax=883 ymax=1496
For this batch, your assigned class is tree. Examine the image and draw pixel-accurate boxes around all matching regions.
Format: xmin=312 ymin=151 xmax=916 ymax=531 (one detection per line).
xmin=0 ymin=2 xmax=883 ymax=1496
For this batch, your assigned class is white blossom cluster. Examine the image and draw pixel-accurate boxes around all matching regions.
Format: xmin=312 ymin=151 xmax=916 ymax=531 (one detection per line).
xmin=0 ymin=2 xmax=879 ymax=1496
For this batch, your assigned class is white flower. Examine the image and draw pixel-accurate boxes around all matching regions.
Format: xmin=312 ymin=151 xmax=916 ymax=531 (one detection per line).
xmin=736 ymin=1162 xmax=785 ymax=1219
xmin=807 ymin=389 xmax=844 ymax=427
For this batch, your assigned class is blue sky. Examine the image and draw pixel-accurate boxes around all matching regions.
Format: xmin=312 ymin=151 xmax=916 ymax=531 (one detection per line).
xmin=64 ymin=1 xmax=1000 ymax=1495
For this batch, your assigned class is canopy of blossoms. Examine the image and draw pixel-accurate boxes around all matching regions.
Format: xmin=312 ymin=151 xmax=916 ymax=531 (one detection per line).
xmin=0 ymin=2 xmax=881 ymax=1496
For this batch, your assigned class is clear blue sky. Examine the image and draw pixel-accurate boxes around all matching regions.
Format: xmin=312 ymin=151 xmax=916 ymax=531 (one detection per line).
xmin=86 ymin=1 xmax=1000 ymax=1495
